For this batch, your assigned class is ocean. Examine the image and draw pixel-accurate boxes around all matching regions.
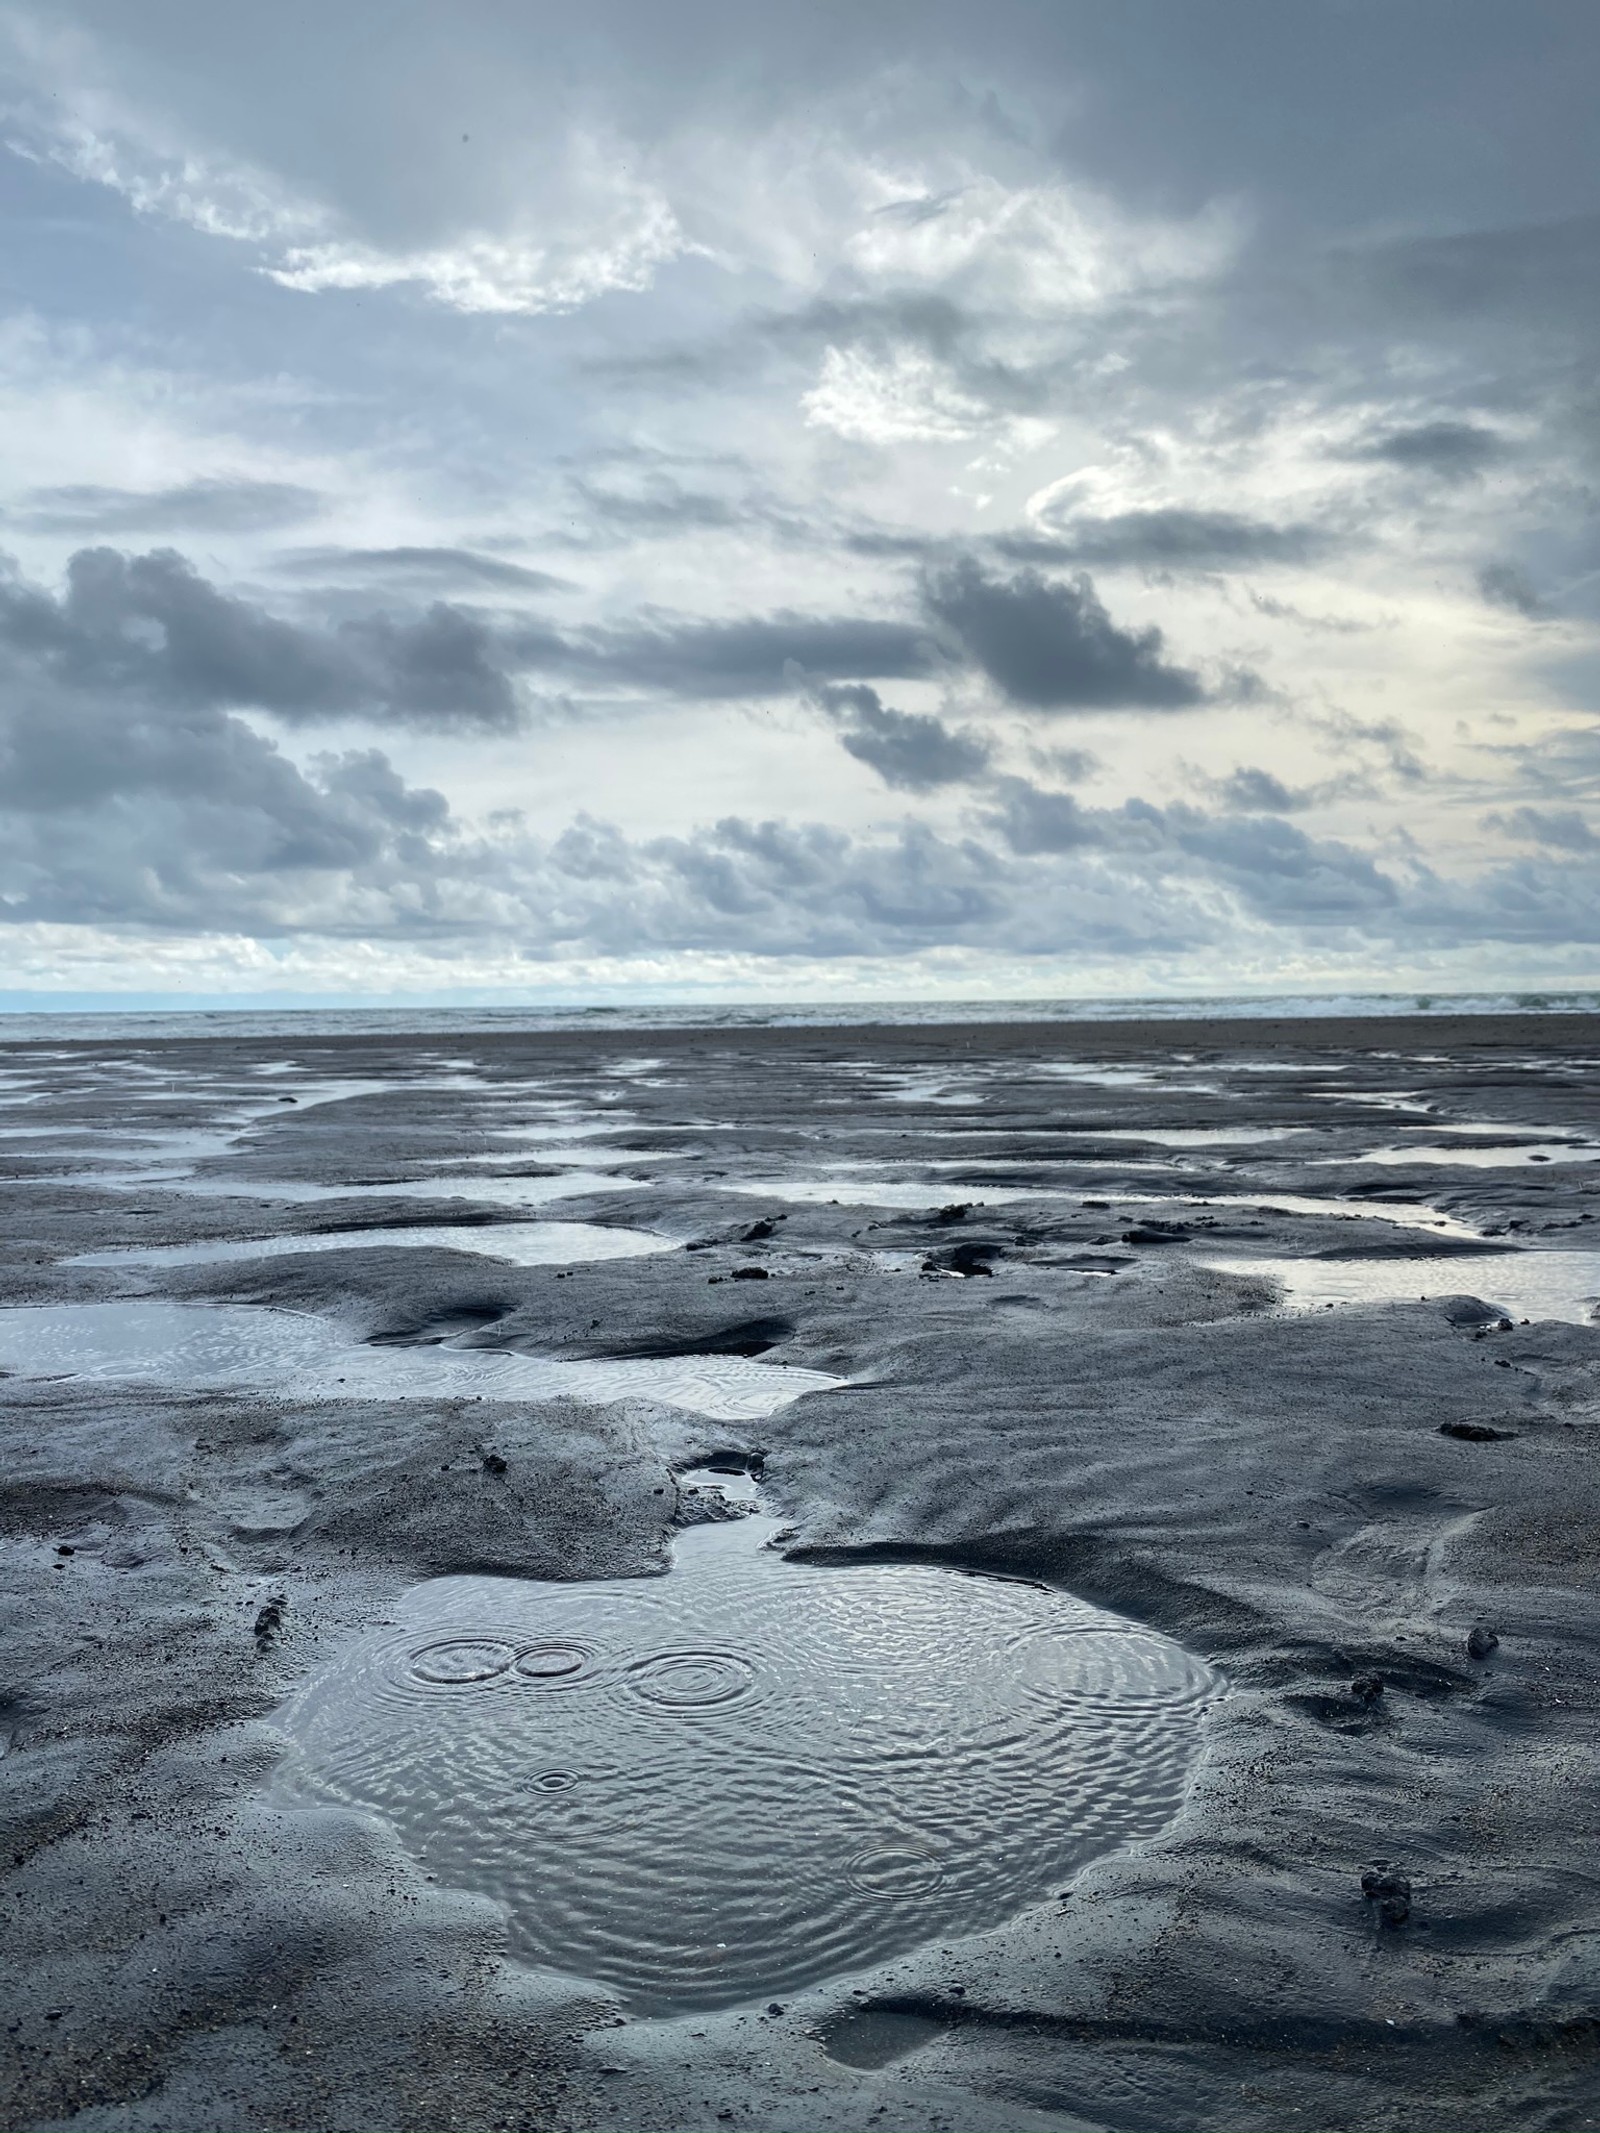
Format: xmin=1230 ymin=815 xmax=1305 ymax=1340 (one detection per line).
xmin=0 ymin=990 xmax=1596 ymax=1044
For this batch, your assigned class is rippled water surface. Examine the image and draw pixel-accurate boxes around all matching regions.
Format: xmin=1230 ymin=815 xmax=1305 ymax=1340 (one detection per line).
xmin=272 ymin=1514 xmax=1219 ymax=2011
xmin=0 ymin=1302 xmax=839 ymax=1422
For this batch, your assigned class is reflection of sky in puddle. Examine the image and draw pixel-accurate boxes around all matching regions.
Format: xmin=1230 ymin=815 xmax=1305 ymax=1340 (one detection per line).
xmin=270 ymin=1508 xmax=1218 ymax=2013
xmin=1342 ymin=1142 xmax=1600 ymax=1168
xmin=1072 ymin=1126 xmax=1309 ymax=1147
xmin=1094 ymin=1189 xmax=1480 ymax=1237
xmin=723 ymin=1176 xmax=1478 ymax=1235
xmin=725 ymin=1178 xmax=1054 ymax=1209
xmin=68 ymin=1220 xmax=672 ymax=1270
xmin=0 ymin=1301 xmax=838 ymax=1422
xmin=1032 ymin=1062 xmax=1165 ymax=1087
xmin=60 ymin=1169 xmax=635 ymax=1208
xmin=459 ymin=1144 xmax=675 ymax=1170
xmin=1204 ymin=1250 xmax=1600 ymax=1325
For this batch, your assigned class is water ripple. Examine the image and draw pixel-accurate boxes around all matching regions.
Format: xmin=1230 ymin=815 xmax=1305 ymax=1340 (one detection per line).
xmin=272 ymin=1544 xmax=1220 ymax=2012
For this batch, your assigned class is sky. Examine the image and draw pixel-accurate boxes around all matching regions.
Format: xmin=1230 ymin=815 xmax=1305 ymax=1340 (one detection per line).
xmin=1 ymin=0 xmax=1598 ymax=1007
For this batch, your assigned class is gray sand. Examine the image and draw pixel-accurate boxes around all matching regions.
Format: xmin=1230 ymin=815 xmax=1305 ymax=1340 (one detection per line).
xmin=2 ymin=1012 xmax=1598 ymax=2133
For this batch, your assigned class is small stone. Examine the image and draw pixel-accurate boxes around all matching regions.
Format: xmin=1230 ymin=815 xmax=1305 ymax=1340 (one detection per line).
xmin=1349 ymin=1674 xmax=1384 ymax=1706
xmin=481 ymin=1451 xmax=508 ymax=1476
xmin=730 ymin=1265 xmax=769 ymax=1281
xmin=1438 ymin=1421 xmax=1517 ymax=1441
xmin=1467 ymin=1624 xmax=1499 ymax=1660
xmin=1361 ymin=1867 xmax=1412 ymax=1925
xmin=766 ymin=2002 xmax=786 ymax=2015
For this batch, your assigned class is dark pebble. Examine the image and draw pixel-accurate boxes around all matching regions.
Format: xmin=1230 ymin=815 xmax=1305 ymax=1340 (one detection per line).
xmin=1361 ymin=1867 xmax=1412 ymax=1925
xmin=1467 ymin=1624 xmax=1500 ymax=1659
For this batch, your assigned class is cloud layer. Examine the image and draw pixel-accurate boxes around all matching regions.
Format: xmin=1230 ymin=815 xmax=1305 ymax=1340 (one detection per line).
xmin=0 ymin=2 xmax=1596 ymax=997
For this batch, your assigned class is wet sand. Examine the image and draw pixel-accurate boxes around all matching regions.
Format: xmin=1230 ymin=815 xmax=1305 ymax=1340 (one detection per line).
xmin=2 ymin=1011 xmax=1598 ymax=2133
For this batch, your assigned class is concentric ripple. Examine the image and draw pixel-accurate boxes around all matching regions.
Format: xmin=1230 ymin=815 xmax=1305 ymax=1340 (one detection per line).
xmin=408 ymin=1639 xmax=517 ymax=1685
xmin=626 ymin=1649 xmax=759 ymax=1712
xmin=271 ymin=1535 xmax=1221 ymax=2012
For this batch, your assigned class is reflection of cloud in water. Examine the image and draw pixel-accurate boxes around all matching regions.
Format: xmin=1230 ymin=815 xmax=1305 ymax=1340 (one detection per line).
xmin=1341 ymin=1142 xmax=1600 ymax=1168
xmin=1204 ymin=1251 xmax=1600 ymax=1325
xmin=68 ymin=1220 xmax=672 ymax=1270
xmin=0 ymin=1301 xmax=839 ymax=1423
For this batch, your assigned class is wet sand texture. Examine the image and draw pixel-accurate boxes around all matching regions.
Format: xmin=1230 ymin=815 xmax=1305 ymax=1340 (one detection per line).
xmin=1 ymin=1010 xmax=1598 ymax=2133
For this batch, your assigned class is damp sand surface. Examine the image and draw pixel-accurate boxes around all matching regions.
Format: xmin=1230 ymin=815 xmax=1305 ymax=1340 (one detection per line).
xmin=272 ymin=1502 xmax=1217 ymax=2013
xmin=5 ymin=1008 xmax=1600 ymax=2133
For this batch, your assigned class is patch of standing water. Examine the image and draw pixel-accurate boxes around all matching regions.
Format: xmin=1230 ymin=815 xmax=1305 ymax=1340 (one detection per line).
xmin=723 ymin=1177 xmax=1482 ymax=1236
xmin=1202 ymin=1251 xmax=1600 ymax=1324
xmin=268 ymin=1486 xmax=1219 ymax=2013
xmin=1336 ymin=1141 xmax=1600 ymax=1167
xmin=67 ymin=1220 xmax=673 ymax=1270
xmin=1094 ymin=1189 xmax=1484 ymax=1238
xmin=0 ymin=1302 xmax=839 ymax=1423
xmin=1063 ymin=1126 xmax=1311 ymax=1147
xmin=50 ymin=1169 xmax=638 ymax=1207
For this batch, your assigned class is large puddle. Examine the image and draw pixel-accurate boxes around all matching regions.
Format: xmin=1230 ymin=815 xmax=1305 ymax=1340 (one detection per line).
xmin=1204 ymin=1250 xmax=1600 ymax=1324
xmin=67 ymin=1220 xmax=672 ymax=1270
xmin=0 ymin=1302 xmax=839 ymax=1423
xmin=51 ymin=1169 xmax=635 ymax=1207
xmin=270 ymin=1497 xmax=1219 ymax=2012
xmin=1339 ymin=1141 xmax=1600 ymax=1168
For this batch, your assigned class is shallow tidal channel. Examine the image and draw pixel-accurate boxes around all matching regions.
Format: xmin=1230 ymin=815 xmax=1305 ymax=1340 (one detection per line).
xmin=271 ymin=1474 xmax=1221 ymax=2014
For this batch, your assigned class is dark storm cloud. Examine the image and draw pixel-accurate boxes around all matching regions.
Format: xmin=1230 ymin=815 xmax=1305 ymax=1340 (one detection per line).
xmin=12 ymin=478 xmax=325 ymax=535
xmin=814 ymin=682 xmax=992 ymax=791
xmin=1155 ymin=803 xmax=1398 ymax=919
xmin=981 ymin=777 xmax=1102 ymax=854
xmin=980 ymin=778 xmax=1397 ymax=922
xmin=1347 ymin=421 xmax=1508 ymax=479
xmin=578 ymin=614 xmax=938 ymax=697
xmin=275 ymin=547 xmax=570 ymax=592
xmin=1478 ymin=561 xmax=1544 ymax=616
xmin=920 ymin=557 xmax=1204 ymax=711
xmin=0 ymin=546 xmax=524 ymax=733
xmin=1212 ymin=766 xmax=1310 ymax=813
xmin=1344 ymin=214 xmax=1600 ymax=331
xmin=996 ymin=509 xmax=1327 ymax=571
xmin=0 ymin=586 xmax=460 ymax=933
xmin=1483 ymin=806 xmax=1598 ymax=852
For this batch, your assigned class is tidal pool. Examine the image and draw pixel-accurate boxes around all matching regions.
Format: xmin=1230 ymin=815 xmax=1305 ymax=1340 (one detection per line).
xmin=0 ymin=1301 xmax=840 ymax=1423
xmin=67 ymin=1219 xmax=672 ymax=1270
xmin=270 ymin=1503 xmax=1219 ymax=2012
xmin=1202 ymin=1249 xmax=1600 ymax=1323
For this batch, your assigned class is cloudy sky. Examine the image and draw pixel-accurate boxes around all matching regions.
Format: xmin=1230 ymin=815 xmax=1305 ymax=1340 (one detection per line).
xmin=2 ymin=0 xmax=1598 ymax=1006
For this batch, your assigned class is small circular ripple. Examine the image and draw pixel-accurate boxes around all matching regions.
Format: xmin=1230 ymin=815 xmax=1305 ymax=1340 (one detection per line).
xmin=408 ymin=1638 xmax=517 ymax=1685
xmin=626 ymin=1649 xmax=757 ymax=1712
xmin=274 ymin=1553 xmax=1222 ymax=2014
xmin=847 ymin=1845 xmax=944 ymax=1898
xmin=514 ymin=1641 xmax=594 ymax=1683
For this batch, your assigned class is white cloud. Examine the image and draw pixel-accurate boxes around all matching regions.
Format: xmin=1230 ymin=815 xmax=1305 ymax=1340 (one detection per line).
xmin=802 ymin=346 xmax=992 ymax=444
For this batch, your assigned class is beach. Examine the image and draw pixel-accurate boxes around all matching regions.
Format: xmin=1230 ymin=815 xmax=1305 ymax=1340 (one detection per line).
xmin=2 ymin=1010 xmax=1598 ymax=2133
